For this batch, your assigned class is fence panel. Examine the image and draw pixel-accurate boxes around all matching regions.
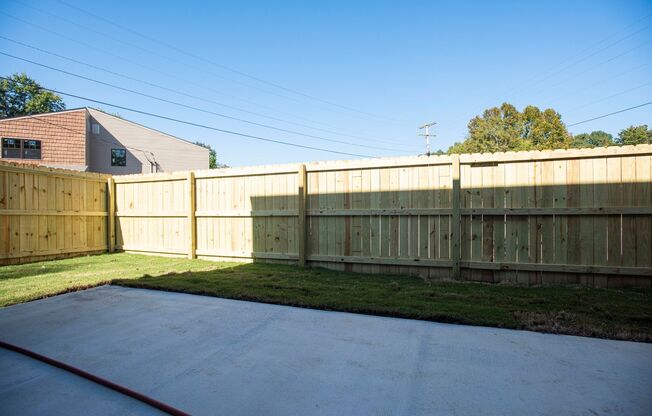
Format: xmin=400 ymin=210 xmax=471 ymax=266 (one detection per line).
xmin=305 ymin=159 xmax=454 ymax=277
xmin=458 ymin=147 xmax=652 ymax=287
xmin=193 ymin=166 xmax=299 ymax=262
xmin=0 ymin=161 xmax=109 ymax=264
xmin=114 ymin=172 xmax=188 ymax=255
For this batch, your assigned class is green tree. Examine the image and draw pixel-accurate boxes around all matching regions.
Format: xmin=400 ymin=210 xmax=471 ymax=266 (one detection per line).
xmin=447 ymin=103 xmax=571 ymax=154
xmin=0 ymin=73 xmax=65 ymax=118
xmin=616 ymin=125 xmax=652 ymax=145
xmin=193 ymin=141 xmax=228 ymax=169
xmin=570 ymin=130 xmax=614 ymax=148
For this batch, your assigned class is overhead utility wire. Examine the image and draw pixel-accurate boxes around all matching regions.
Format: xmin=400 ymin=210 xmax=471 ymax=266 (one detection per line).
xmin=532 ymin=38 xmax=652 ymax=97
xmin=17 ymin=112 xmax=158 ymax=163
xmin=0 ymin=36 xmax=420 ymax=151
xmin=9 ymin=107 xmax=162 ymax=168
xmin=505 ymin=12 xmax=652 ymax=95
xmin=426 ymin=33 xmax=650 ymax=140
xmin=566 ymin=101 xmax=652 ymax=127
xmin=505 ymin=17 xmax=652 ymax=97
xmin=568 ymin=81 xmax=652 ymax=112
xmin=0 ymin=13 xmax=410 ymax=146
xmin=458 ymin=16 xmax=652 ymax=137
xmin=0 ymin=76 xmax=372 ymax=158
xmin=553 ymin=60 xmax=652 ymax=102
xmin=0 ymin=52 xmax=408 ymax=154
xmin=11 ymin=1 xmax=340 ymax=116
xmin=55 ymin=0 xmax=406 ymax=124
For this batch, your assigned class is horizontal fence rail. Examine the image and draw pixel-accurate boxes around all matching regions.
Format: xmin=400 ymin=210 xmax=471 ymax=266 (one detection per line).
xmin=2 ymin=145 xmax=651 ymax=288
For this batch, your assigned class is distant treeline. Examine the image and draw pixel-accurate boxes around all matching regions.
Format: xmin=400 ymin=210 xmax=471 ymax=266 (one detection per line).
xmin=444 ymin=103 xmax=651 ymax=154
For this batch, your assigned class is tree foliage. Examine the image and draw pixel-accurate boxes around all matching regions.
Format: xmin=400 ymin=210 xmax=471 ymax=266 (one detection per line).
xmin=616 ymin=125 xmax=652 ymax=145
xmin=447 ymin=103 xmax=571 ymax=154
xmin=0 ymin=73 xmax=65 ymax=118
xmin=570 ymin=130 xmax=614 ymax=149
xmin=194 ymin=141 xmax=228 ymax=169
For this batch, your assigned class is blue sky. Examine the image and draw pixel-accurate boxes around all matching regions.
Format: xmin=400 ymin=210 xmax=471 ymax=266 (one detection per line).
xmin=1 ymin=0 xmax=651 ymax=166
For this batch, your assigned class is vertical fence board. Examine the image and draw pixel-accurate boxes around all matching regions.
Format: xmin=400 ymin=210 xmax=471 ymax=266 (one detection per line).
xmin=492 ymin=163 xmax=506 ymax=282
xmin=620 ymin=157 xmax=636 ymax=267
xmin=552 ymin=159 xmax=568 ymax=283
xmin=635 ymin=155 xmax=651 ymax=269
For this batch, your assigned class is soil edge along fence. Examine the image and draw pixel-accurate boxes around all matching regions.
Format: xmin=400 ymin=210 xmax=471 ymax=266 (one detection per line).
xmin=0 ymin=161 xmax=109 ymax=264
xmin=2 ymin=146 xmax=651 ymax=287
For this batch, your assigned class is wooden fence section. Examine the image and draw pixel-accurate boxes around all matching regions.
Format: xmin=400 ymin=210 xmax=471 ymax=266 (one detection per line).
xmin=113 ymin=171 xmax=190 ymax=256
xmin=0 ymin=161 xmax=109 ymax=265
xmin=305 ymin=157 xmax=455 ymax=279
xmin=112 ymin=145 xmax=652 ymax=287
xmin=458 ymin=149 xmax=652 ymax=286
xmin=113 ymin=164 xmax=301 ymax=262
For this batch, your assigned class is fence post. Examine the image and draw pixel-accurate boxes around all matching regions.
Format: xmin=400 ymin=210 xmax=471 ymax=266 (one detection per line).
xmin=107 ymin=177 xmax=116 ymax=253
xmin=187 ymin=171 xmax=196 ymax=259
xmin=451 ymin=155 xmax=461 ymax=279
xmin=297 ymin=164 xmax=307 ymax=267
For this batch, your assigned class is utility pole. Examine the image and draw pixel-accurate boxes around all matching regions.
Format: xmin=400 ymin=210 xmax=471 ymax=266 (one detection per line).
xmin=418 ymin=121 xmax=436 ymax=155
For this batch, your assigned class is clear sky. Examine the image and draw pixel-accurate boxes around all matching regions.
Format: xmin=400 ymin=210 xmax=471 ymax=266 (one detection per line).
xmin=1 ymin=0 xmax=651 ymax=166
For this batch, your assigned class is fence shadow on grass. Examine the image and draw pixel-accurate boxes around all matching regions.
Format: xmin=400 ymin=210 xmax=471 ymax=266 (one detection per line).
xmin=110 ymin=261 xmax=652 ymax=342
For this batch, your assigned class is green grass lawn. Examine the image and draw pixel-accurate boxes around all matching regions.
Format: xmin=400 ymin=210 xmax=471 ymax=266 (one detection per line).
xmin=1 ymin=253 xmax=650 ymax=342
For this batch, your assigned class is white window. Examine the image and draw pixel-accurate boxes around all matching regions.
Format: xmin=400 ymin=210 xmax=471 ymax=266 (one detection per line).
xmin=92 ymin=123 xmax=100 ymax=135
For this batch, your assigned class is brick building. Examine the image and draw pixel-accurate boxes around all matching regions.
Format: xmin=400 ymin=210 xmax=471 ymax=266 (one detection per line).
xmin=0 ymin=108 xmax=209 ymax=174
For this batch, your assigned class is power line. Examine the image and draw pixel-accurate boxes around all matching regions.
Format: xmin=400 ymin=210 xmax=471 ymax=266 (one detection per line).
xmin=553 ymin=60 xmax=652 ymax=102
xmin=532 ymin=38 xmax=652 ymax=98
xmin=568 ymin=81 xmax=652 ymax=112
xmin=15 ymin=111 xmax=162 ymax=171
xmin=0 ymin=36 xmax=420 ymax=150
xmin=55 ymin=0 xmax=406 ymax=124
xmin=567 ymin=101 xmax=652 ymax=127
xmin=0 ymin=51 xmax=411 ymax=154
xmin=0 ymin=12 xmax=413 ymax=146
xmin=0 ymin=76 xmax=372 ymax=158
xmin=9 ymin=2 xmax=327 ymax=115
xmin=504 ymin=15 xmax=652 ymax=98
xmin=15 ymin=110 xmax=159 ymax=163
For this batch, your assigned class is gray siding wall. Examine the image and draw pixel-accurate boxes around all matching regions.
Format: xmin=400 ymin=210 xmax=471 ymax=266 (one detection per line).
xmin=86 ymin=109 xmax=209 ymax=175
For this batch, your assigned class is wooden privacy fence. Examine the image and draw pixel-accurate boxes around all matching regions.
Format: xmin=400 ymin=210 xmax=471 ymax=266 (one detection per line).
xmin=110 ymin=145 xmax=652 ymax=288
xmin=0 ymin=161 xmax=109 ymax=264
xmin=1 ymin=146 xmax=651 ymax=287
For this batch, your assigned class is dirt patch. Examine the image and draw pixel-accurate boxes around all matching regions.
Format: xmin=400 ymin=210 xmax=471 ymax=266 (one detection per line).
xmin=513 ymin=310 xmax=651 ymax=342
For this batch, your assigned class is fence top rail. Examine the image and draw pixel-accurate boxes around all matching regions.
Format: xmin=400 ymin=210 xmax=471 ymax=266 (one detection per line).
xmin=35 ymin=143 xmax=652 ymax=184
xmin=458 ymin=144 xmax=652 ymax=164
xmin=305 ymin=155 xmax=452 ymax=172
xmin=0 ymin=160 xmax=110 ymax=181
xmin=195 ymin=163 xmax=299 ymax=179
xmin=191 ymin=144 xmax=651 ymax=177
xmin=113 ymin=171 xmax=187 ymax=184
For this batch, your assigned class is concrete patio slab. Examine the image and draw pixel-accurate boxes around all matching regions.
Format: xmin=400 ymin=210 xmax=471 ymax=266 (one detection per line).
xmin=0 ymin=348 xmax=164 ymax=416
xmin=0 ymin=285 xmax=650 ymax=415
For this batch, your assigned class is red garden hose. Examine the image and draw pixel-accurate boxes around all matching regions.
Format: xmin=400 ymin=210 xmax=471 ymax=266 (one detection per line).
xmin=0 ymin=340 xmax=190 ymax=416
